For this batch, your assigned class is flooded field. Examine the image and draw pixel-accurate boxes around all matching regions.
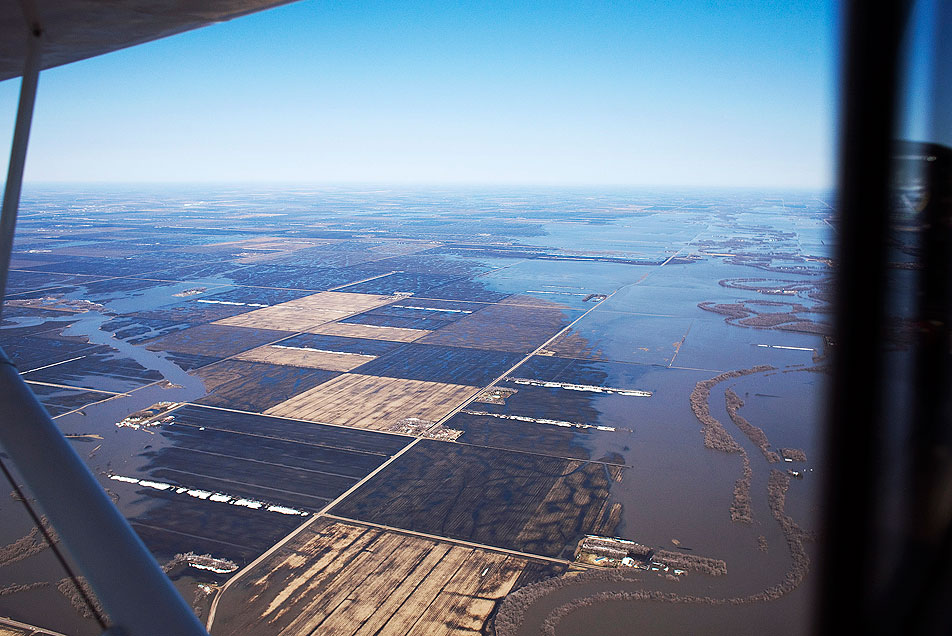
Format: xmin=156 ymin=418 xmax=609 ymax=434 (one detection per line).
xmin=330 ymin=440 xmax=624 ymax=559
xmin=0 ymin=186 xmax=831 ymax=635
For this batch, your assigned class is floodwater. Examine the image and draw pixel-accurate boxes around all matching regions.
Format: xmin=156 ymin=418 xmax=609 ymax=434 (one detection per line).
xmin=0 ymin=186 xmax=833 ymax=636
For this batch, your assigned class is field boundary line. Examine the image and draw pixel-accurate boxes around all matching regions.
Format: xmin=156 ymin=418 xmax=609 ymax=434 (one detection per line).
xmin=50 ymin=392 xmax=124 ymax=420
xmin=317 ymin=438 xmax=421 ymax=515
xmin=22 ymin=379 xmax=124 ymax=395
xmin=329 ymin=270 xmax=401 ymax=291
xmin=449 ymin=438 xmax=633 ymax=469
xmin=19 ymin=355 xmax=88 ymax=374
xmin=146 ymin=466 xmax=334 ymax=502
xmin=131 ymin=522 xmax=255 ymax=552
xmin=159 ymin=448 xmax=362 ymax=482
xmin=168 ymin=418 xmax=394 ymax=457
xmin=183 ymin=402 xmax=415 ymax=439
xmin=321 ymin=513 xmax=572 ymax=566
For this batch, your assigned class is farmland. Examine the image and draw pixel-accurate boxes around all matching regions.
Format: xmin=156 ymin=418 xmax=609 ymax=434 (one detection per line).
xmin=233 ymin=344 xmax=376 ymax=372
xmin=145 ymin=323 xmax=290 ymax=358
xmin=211 ymin=518 xmax=536 ymax=636
xmin=265 ymin=374 xmax=480 ymax=431
xmin=214 ymin=291 xmax=397 ymax=332
xmin=194 ymin=360 xmax=341 ymax=412
xmin=355 ymin=343 xmax=523 ymax=386
xmin=417 ymin=296 xmax=580 ymax=353
xmin=103 ymin=404 xmax=413 ymax=566
xmin=0 ymin=187 xmax=829 ymax=636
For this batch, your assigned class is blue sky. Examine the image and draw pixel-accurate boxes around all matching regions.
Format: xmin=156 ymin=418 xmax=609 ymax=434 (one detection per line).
xmin=0 ymin=0 xmax=837 ymax=188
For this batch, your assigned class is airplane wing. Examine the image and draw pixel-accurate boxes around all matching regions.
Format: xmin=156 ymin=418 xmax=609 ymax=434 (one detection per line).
xmin=0 ymin=0 xmax=297 ymax=81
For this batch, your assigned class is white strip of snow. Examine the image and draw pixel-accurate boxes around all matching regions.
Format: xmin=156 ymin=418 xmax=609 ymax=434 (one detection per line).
xmin=196 ymin=299 xmax=268 ymax=307
xmin=139 ymin=480 xmax=173 ymax=491
xmin=392 ymin=305 xmax=472 ymax=314
xmin=506 ymin=377 xmax=652 ymax=397
xmin=189 ymin=563 xmax=237 ymax=573
xmin=107 ymin=475 xmax=308 ymax=517
xmin=269 ymin=345 xmax=373 ymax=357
xmin=461 ymin=409 xmax=615 ymax=432
xmin=526 ymin=290 xmax=588 ymax=296
xmin=267 ymin=505 xmax=307 ymax=516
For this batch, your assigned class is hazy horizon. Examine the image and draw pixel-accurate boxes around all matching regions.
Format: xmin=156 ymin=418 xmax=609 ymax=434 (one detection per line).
xmin=18 ymin=180 xmax=834 ymax=192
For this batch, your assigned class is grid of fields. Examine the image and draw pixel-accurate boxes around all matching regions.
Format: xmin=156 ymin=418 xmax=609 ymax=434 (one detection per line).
xmin=114 ymin=405 xmax=413 ymax=565
xmin=0 ymin=189 xmax=830 ymax=636
xmin=143 ymin=405 xmax=410 ymax=510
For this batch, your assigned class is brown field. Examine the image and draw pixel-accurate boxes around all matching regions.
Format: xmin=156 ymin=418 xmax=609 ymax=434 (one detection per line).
xmin=264 ymin=373 xmax=479 ymax=431
xmin=305 ymin=321 xmax=431 ymax=342
xmin=211 ymin=518 xmax=528 ymax=636
xmin=234 ymin=344 xmax=377 ymax=372
xmin=0 ymin=626 xmax=32 ymax=636
xmin=215 ymin=292 xmax=396 ymax=332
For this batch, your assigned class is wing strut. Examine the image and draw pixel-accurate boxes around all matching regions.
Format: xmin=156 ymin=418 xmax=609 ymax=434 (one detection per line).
xmin=0 ymin=19 xmax=209 ymax=636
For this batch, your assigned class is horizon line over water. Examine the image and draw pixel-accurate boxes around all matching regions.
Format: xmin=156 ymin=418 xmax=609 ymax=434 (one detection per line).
xmin=18 ymin=181 xmax=834 ymax=194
